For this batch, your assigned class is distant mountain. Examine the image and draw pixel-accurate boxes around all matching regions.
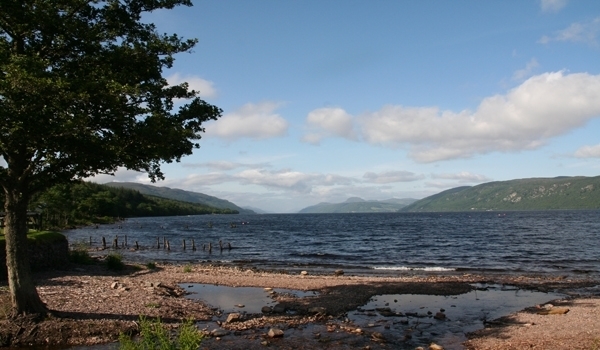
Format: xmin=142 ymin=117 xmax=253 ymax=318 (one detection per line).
xmin=242 ymin=206 xmax=270 ymax=214
xmin=403 ymin=176 xmax=600 ymax=212
xmin=103 ymin=182 xmax=255 ymax=214
xmin=298 ymin=197 xmax=418 ymax=214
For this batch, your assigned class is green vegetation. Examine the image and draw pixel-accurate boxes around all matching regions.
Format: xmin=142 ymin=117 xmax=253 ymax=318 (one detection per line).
xmin=104 ymin=182 xmax=255 ymax=215
xmin=0 ymin=231 xmax=65 ymax=245
xmin=299 ymin=197 xmax=417 ymax=213
xmin=182 ymin=264 xmax=193 ymax=273
xmin=105 ymin=253 xmax=125 ymax=271
xmin=146 ymin=262 xmax=157 ymax=270
xmin=26 ymin=181 xmax=238 ymax=229
xmin=68 ymin=244 xmax=95 ymax=265
xmin=403 ymin=176 xmax=600 ymax=212
xmin=119 ymin=316 xmax=202 ymax=350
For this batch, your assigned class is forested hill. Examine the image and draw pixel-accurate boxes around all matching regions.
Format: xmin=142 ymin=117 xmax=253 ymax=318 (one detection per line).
xmin=299 ymin=197 xmax=418 ymax=213
xmin=103 ymin=182 xmax=255 ymax=215
xmin=403 ymin=176 xmax=600 ymax=212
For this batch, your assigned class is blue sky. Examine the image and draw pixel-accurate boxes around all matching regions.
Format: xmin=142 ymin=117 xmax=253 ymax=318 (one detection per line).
xmin=93 ymin=0 xmax=600 ymax=213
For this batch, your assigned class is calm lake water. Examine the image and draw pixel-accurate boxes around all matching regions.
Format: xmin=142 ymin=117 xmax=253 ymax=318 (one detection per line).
xmin=63 ymin=210 xmax=600 ymax=276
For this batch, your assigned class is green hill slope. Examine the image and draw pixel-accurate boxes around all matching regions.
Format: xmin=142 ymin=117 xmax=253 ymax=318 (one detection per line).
xmin=103 ymin=182 xmax=255 ymax=214
xmin=403 ymin=176 xmax=600 ymax=212
xmin=298 ymin=197 xmax=417 ymax=213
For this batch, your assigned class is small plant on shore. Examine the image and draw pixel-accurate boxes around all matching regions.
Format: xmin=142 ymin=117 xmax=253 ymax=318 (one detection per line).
xmin=182 ymin=264 xmax=192 ymax=273
xmin=146 ymin=262 xmax=157 ymax=270
xmin=119 ymin=316 xmax=202 ymax=350
xmin=105 ymin=253 xmax=125 ymax=271
xmin=69 ymin=242 xmax=95 ymax=265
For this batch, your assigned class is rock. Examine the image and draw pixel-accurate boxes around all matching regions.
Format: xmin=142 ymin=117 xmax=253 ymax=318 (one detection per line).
xmin=110 ymin=282 xmax=120 ymax=289
xmin=434 ymin=312 xmax=446 ymax=320
xmin=536 ymin=307 xmax=569 ymax=315
xmin=272 ymin=304 xmax=286 ymax=313
xmin=429 ymin=343 xmax=444 ymax=350
xmin=376 ymin=307 xmax=396 ymax=317
xmin=308 ymin=306 xmax=327 ymax=315
xmin=226 ymin=313 xmax=242 ymax=323
xmin=334 ymin=269 xmax=344 ymax=276
xmin=268 ymin=328 xmax=284 ymax=338
xmin=371 ymin=332 xmax=385 ymax=342
xmin=300 ymin=270 xmax=308 ymax=276
xmin=261 ymin=306 xmax=272 ymax=314
xmin=210 ymin=328 xmax=230 ymax=337
xmin=264 ymin=287 xmax=273 ymax=291
xmin=235 ymin=304 xmax=245 ymax=308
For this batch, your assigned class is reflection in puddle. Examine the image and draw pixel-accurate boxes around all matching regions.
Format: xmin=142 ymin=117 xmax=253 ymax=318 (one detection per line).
xmin=348 ymin=283 xmax=564 ymax=350
xmin=182 ymin=284 xmax=317 ymax=314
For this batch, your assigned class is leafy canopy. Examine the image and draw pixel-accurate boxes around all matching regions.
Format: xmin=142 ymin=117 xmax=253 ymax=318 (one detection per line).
xmin=0 ymin=0 xmax=221 ymax=194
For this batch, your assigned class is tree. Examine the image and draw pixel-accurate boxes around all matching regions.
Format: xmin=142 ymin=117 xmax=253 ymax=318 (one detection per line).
xmin=0 ymin=0 xmax=221 ymax=317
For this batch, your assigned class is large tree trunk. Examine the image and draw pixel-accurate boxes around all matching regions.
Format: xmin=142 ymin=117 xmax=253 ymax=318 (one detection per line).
xmin=4 ymin=187 xmax=48 ymax=317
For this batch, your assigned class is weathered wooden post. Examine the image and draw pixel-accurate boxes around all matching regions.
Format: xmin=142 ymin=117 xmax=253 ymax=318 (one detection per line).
xmin=125 ymin=235 xmax=128 ymax=247
xmin=163 ymin=237 xmax=167 ymax=250
xmin=183 ymin=239 xmax=186 ymax=250
xmin=102 ymin=236 xmax=107 ymax=249
xmin=166 ymin=240 xmax=171 ymax=251
xmin=89 ymin=236 xmax=92 ymax=246
xmin=192 ymin=239 xmax=196 ymax=251
xmin=156 ymin=237 xmax=160 ymax=249
xmin=135 ymin=241 xmax=139 ymax=250
xmin=208 ymin=242 xmax=212 ymax=253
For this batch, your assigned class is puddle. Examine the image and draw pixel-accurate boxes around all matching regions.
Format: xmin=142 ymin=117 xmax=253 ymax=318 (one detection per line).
xmin=347 ymin=283 xmax=564 ymax=349
xmin=182 ymin=284 xmax=317 ymax=314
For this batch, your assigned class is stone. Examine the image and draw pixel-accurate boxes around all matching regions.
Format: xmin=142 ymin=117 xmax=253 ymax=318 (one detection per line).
xmin=267 ymin=328 xmax=284 ymax=338
xmin=110 ymin=282 xmax=120 ymax=289
xmin=261 ymin=306 xmax=272 ymax=313
xmin=226 ymin=313 xmax=242 ymax=323
xmin=429 ymin=343 xmax=444 ymax=350
xmin=272 ymin=304 xmax=286 ymax=313
xmin=210 ymin=328 xmax=230 ymax=337
xmin=334 ymin=269 xmax=344 ymax=276
xmin=434 ymin=312 xmax=446 ymax=320
xmin=536 ymin=307 xmax=569 ymax=315
xmin=376 ymin=307 xmax=396 ymax=317
xmin=300 ymin=270 xmax=308 ymax=276
xmin=371 ymin=332 xmax=385 ymax=342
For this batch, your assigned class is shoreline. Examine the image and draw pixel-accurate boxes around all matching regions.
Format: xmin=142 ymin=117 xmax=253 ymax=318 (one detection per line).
xmin=1 ymin=262 xmax=599 ymax=349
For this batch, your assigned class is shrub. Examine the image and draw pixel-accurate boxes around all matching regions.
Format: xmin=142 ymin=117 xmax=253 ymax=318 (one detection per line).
xmin=105 ymin=253 xmax=125 ymax=271
xmin=119 ymin=316 xmax=202 ymax=350
xmin=146 ymin=262 xmax=157 ymax=270
xmin=182 ymin=264 xmax=192 ymax=273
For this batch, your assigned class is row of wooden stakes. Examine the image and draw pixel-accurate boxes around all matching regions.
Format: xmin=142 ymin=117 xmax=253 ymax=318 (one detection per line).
xmin=94 ymin=235 xmax=232 ymax=252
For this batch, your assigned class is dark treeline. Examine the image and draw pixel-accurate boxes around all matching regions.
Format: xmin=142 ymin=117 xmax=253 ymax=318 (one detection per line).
xmin=18 ymin=181 xmax=237 ymax=228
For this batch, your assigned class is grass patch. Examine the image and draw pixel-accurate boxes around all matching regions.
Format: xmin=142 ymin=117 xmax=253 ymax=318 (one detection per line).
xmin=146 ymin=262 xmax=157 ymax=270
xmin=105 ymin=253 xmax=125 ymax=271
xmin=182 ymin=264 xmax=192 ymax=273
xmin=0 ymin=230 xmax=66 ymax=245
xmin=119 ymin=316 xmax=202 ymax=350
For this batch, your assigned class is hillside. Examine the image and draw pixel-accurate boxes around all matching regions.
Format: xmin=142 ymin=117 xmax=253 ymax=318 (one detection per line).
xmin=298 ymin=197 xmax=417 ymax=213
xmin=403 ymin=176 xmax=600 ymax=212
xmin=103 ymin=182 xmax=255 ymax=214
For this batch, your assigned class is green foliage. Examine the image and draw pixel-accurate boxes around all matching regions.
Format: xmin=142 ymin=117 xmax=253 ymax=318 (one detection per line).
xmin=0 ymin=231 xmax=65 ymax=245
xmin=105 ymin=253 xmax=125 ymax=271
xmin=29 ymin=181 xmax=238 ymax=228
xmin=119 ymin=316 xmax=202 ymax=350
xmin=69 ymin=246 xmax=94 ymax=265
xmin=182 ymin=264 xmax=192 ymax=273
xmin=404 ymin=176 xmax=600 ymax=212
xmin=146 ymin=262 xmax=157 ymax=270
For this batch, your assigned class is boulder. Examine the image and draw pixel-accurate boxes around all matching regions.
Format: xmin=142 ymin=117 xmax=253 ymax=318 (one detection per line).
xmin=226 ymin=313 xmax=242 ymax=323
xmin=268 ymin=328 xmax=284 ymax=338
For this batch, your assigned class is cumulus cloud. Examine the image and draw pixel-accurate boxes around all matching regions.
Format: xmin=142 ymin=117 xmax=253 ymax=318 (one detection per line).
xmin=431 ymin=172 xmax=492 ymax=183
xmin=574 ymin=144 xmax=600 ymax=158
xmin=512 ymin=58 xmax=539 ymax=81
xmin=167 ymin=73 xmax=218 ymax=98
xmin=179 ymin=172 xmax=233 ymax=187
xmin=540 ymin=0 xmax=568 ymax=12
xmin=87 ymin=168 xmax=148 ymax=184
xmin=363 ymin=170 xmax=424 ymax=184
xmin=206 ymin=102 xmax=289 ymax=140
xmin=358 ymin=71 xmax=600 ymax=162
xmin=539 ymin=17 xmax=600 ymax=47
xmin=234 ymin=168 xmax=353 ymax=193
xmin=302 ymin=107 xmax=356 ymax=144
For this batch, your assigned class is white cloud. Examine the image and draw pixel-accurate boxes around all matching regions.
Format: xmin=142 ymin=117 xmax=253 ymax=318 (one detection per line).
xmin=359 ymin=71 xmax=600 ymax=162
xmin=574 ymin=144 xmax=600 ymax=158
xmin=302 ymin=107 xmax=356 ymax=144
xmin=540 ymin=0 xmax=568 ymax=12
xmin=206 ymin=102 xmax=289 ymax=140
xmin=179 ymin=172 xmax=233 ymax=186
xmin=363 ymin=170 xmax=424 ymax=184
xmin=87 ymin=168 xmax=148 ymax=184
xmin=539 ymin=17 xmax=600 ymax=47
xmin=234 ymin=168 xmax=353 ymax=193
xmin=167 ymin=73 xmax=218 ymax=99
xmin=431 ymin=172 xmax=491 ymax=183
xmin=512 ymin=58 xmax=539 ymax=81
xmin=182 ymin=161 xmax=268 ymax=171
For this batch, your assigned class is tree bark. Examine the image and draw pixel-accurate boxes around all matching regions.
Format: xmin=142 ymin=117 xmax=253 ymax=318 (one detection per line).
xmin=4 ymin=187 xmax=48 ymax=317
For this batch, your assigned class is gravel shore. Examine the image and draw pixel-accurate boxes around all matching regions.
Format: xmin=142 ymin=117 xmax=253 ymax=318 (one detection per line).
xmin=0 ymin=262 xmax=598 ymax=349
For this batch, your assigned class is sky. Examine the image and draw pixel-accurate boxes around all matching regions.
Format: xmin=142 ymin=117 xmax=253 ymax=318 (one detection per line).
xmin=91 ymin=0 xmax=600 ymax=213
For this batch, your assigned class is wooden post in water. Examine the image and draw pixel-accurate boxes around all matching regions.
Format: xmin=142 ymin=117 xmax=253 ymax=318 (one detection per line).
xmin=166 ymin=240 xmax=170 ymax=251
xmin=89 ymin=236 xmax=92 ymax=246
xmin=113 ymin=238 xmax=118 ymax=249
xmin=183 ymin=239 xmax=186 ymax=250
xmin=102 ymin=237 xmax=106 ymax=249
xmin=208 ymin=242 xmax=212 ymax=253
xmin=125 ymin=235 xmax=128 ymax=247
xmin=156 ymin=237 xmax=160 ymax=249
xmin=135 ymin=241 xmax=139 ymax=250
xmin=163 ymin=237 xmax=167 ymax=250
xmin=192 ymin=239 xmax=196 ymax=251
